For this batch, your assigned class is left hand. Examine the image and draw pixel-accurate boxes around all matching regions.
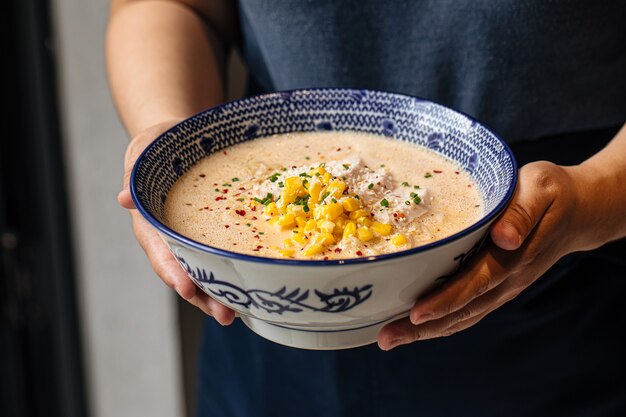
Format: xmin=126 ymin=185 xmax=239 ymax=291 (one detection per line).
xmin=377 ymin=160 xmax=597 ymax=350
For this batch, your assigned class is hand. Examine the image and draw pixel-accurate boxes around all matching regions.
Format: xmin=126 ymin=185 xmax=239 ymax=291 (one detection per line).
xmin=118 ymin=120 xmax=236 ymax=325
xmin=377 ymin=161 xmax=596 ymax=350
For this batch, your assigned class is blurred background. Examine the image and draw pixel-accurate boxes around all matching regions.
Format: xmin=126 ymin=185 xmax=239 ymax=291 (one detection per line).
xmin=1 ymin=1 xmax=245 ymax=416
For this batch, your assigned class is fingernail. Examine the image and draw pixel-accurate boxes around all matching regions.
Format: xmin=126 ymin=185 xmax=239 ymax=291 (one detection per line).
xmin=411 ymin=312 xmax=433 ymax=325
xmin=385 ymin=337 xmax=405 ymax=351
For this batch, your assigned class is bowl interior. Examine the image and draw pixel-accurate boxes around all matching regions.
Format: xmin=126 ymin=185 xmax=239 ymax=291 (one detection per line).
xmin=132 ymin=89 xmax=516 ymax=253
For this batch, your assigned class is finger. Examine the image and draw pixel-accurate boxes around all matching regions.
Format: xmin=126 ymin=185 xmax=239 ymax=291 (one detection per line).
xmin=380 ymin=280 xmax=522 ymax=349
xmin=490 ymin=164 xmax=554 ymax=251
xmin=187 ymin=292 xmax=237 ymax=326
xmin=409 ymin=245 xmax=512 ymax=325
xmin=130 ymin=210 xmax=197 ymax=299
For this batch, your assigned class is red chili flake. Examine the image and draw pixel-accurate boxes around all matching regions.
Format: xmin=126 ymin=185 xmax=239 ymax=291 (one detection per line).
xmin=234 ymin=193 xmax=241 ymax=197
xmin=235 ymin=209 xmax=246 ymax=216
xmin=455 ymin=171 xmax=460 ymax=175
xmin=222 ymin=189 xmax=229 ymax=193
xmin=397 ymin=213 xmax=406 ymax=219
xmin=256 ymin=245 xmax=263 ymax=249
xmin=393 ymin=213 xmax=398 ymax=218
xmin=308 ymin=233 xmax=313 ymax=237
xmin=336 ymin=148 xmax=341 ymax=151
xmin=251 ymin=216 xmax=258 ymax=220
xmin=223 ymin=151 xmax=228 ymax=155
xmin=238 ymin=187 xmax=246 ymax=191
xmin=213 ymin=183 xmax=218 ymax=186
xmin=235 ymin=223 xmax=240 ymax=225
xmin=232 ymin=243 xmax=237 ymax=246
xmin=433 ymin=170 xmax=443 ymax=174
xmin=251 ymin=206 xmax=257 ymax=211
xmin=467 ymin=184 xmax=472 ymax=188
xmin=203 ymin=206 xmax=209 ymax=210
xmin=253 ymin=235 xmax=260 ymax=239
xmin=292 ymin=165 xmax=297 ymax=169
xmin=377 ymin=182 xmax=381 ymax=185
xmin=215 ymin=196 xmax=226 ymax=201
xmin=199 ymin=174 xmax=206 ymax=178
xmin=334 ymin=248 xmax=342 ymax=253
xmin=224 ymin=225 xmax=230 ymax=228
xmin=185 ymin=203 xmax=192 ymax=206
xmin=323 ymin=256 xmax=329 ymax=260
xmin=356 ymin=251 xmax=363 ymax=256
xmin=253 ymin=248 xmax=259 ymax=252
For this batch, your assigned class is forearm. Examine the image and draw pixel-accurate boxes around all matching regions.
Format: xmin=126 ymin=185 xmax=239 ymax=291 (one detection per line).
xmin=572 ymin=123 xmax=626 ymax=250
xmin=106 ymin=0 xmax=226 ymax=137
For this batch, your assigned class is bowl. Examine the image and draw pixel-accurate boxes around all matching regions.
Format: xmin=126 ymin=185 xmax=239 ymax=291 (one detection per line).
xmin=131 ymin=88 xmax=517 ymax=350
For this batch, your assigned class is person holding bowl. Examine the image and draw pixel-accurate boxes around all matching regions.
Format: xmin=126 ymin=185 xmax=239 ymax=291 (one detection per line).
xmin=107 ymin=1 xmax=626 ymax=416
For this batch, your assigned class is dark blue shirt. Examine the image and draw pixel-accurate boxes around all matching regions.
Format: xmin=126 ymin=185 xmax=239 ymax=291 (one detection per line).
xmin=238 ymin=0 xmax=626 ymax=141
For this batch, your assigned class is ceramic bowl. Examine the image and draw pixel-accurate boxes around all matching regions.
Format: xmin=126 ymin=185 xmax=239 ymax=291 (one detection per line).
xmin=131 ymin=88 xmax=517 ymax=350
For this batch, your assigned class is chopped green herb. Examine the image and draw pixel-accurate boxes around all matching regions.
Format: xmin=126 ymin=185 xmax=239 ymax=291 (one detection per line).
xmin=314 ymin=172 xmax=321 ymax=177
xmin=320 ymin=191 xmax=330 ymax=201
xmin=253 ymin=197 xmax=265 ymax=204
xmin=414 ymin=185 xmax=420 ymax=189
xmin=381 ymin=199 xmax=389 ymax=207
xmin=410 ymin=192 xmax=417 ymax=198
xmin=331 ymin=198 xmax=337 ymax=203
xmin=401 ymin=182 xmax=409 ymax=187
xmin=303 ymin=204 xmax=310 ymax=213
xmin=354 ymin=195 xmax=360 ymax=200
xmin=305 ymin=156 xmax=310 ymax=160
xmin=341 ymin=176 xmax=346 ymax=180
xmin=259 ymin=232 xmax=265 ymax=235
xmin=214 ymin=188 xmax=220 ymax=192
xmin=380 ymin=164 xmax=386 ymax=168
xmin=342 ymin=164 xmax=350 ymax=170
xmin=413 ymin=196 xmax=422 ymax=205
xmin=281 ymin=167 xmax=287 ymax=171
xmin=245 ymin=223 xmax=251 ymax=227
xmin=405 ymin=201 xmax=411 ymax=205
xmin=268 ymin=173 xmax=280 ymax=183
xmin=302 ymin=179 xmax=309 ymax=186
xmin=424 ymin=173 xmax=432 ymax=178
xmin=367 ymin=183 xmax=374 ymax=190
xmin=299 ymin=172 xmax=311 ymax=178
xmin=278 ymin=181 xmax=284 ymax=188
xmin=237 ymin=198 xmax=245 ymax=202
xmin=222 ymin=183 xmax=232 ymax=187
xmin=231 ymin=177 xmax=239 ymax=182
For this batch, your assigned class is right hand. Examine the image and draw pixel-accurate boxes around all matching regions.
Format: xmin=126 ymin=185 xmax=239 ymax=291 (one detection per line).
xmin=118 ymin=120 xmax=236 ymax=325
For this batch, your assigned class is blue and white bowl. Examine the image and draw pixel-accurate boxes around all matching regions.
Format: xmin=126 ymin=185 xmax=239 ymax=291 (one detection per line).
xmin=131 ymin=88 xmax=517 ymax=350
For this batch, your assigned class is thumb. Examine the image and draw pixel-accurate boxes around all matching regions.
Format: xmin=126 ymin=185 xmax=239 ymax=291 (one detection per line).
xmin=490 ymin=165 xmax=553 ymax=250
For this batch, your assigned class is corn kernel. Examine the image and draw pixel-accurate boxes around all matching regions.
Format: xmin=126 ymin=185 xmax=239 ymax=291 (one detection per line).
xmin=279 ymin=189 xmax=297 ymax=206
xmin=325 ymin=202 xmax=344 ymax=220
xmin=268 ymin=217 xmax=280 ymax=226
xmin=313 ymin=205 xmax=327 ymax=220
xmin=349 ymin=209 xmax=370 ymax=220
xmin=371 ymin=221 xmax=392 ymax=236
xmin=292 ymin=233 xmax=308 ymax=245
xmin=318 ymin=220 xmax=335 ymax=234
xmin=322 ymin=172 xmax=332 ymax=184
xmin=342 ymin=197 xmax=360 ymax=212
xmin=357 ymin=226 xmax=374 ymax=242
xmin=391 ymin=234 xmax=408 ymax=246
xmin=316 ymin=233 xmax=335 ymax=246
xmin=278 ymin=213 xmax=296 ymax=228
xmin=308 ymin=181 xmax=323 ymax=203
xmin=356 ymin=216 xmax=372 ymax=227
xmin=264 ymin=202 xmax=279 ymax=216
xmin=343 ymin=221 xmax=357 ymax=238
xmin=278 ymin=249 xmax=296 ymax=257
xmin=283 ymin=238 xmax=294 ymax=247
xmin=304 ymin=244 xmax=324 ymax=256
xmin=327 ymin=179 xmax=346 ymax=199
xmin=284 ymin=176 xmax=302 ymax=190
xmin=295 ymin=216 xmax=307 ymax=229
xmin=304 ymin=219 xmax=317 ymax=233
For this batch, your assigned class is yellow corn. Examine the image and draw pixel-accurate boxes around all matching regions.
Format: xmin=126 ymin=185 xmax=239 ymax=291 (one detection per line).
xmin=268 ymin=217 xmax=280 ymax=226
xmin=278 ymin=249 xmax=296 ymax=257
xmin=304 ymin=219 xmax=317 ymax=233
xmin=313 ymin=205 xmax=326 ymax=220
xmin=264 ymin=202 xmax=279 ymax=216
xmin=325 ymin=202 xmax=344 ymax=220
xmin=317 ymin=233 xmax=335 ymax=246
xmin=327 ymin=179 xmax=346 ymax=199
xmin=308 ymin=181 xmax=323 ymax=203
xmin=322 ymin=172 xmax=332 ymax=184
xmin=292 ymin=232 xmax=308 ymax=245
xmin=303 ymin=244 xmax=324 ymax=256
xmin=357 ymin=226 xmax=374 ymax=242
xmin=342 ymin=197 xmax=360 ymax=212
xmin=283 ymin=238 xmax=294 ymax=247
xmin=278 ymin=213 xmax=296 ymax=228
xmin=295 ymin=216 xmax=307 ymax=229
xmin=343 ymin=221 xmax=357 ymax=238
xmin=279 ymin=189 xmax=297 ymax=206
xmin=391 ymin=234 xmax=408 ymax=246
xmin=284 ymin=176 xmax=302 ymax=190
xmin=356 ymin=216 xmax=372 ymax=227
xmin=318 ymin=220 xmax=335 ymax=234
xmin=371 ymin=221 xmax=392 ymax=236
xmin=349 ymin=209 xmax=370 ymax=220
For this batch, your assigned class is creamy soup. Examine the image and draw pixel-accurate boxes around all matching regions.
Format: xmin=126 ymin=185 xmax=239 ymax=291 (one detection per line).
xmin=164 ymin=131 xmax=483 ymax=260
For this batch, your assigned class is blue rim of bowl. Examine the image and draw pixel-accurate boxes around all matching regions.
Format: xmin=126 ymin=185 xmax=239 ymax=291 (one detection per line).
xmin=130 ymin=88 xmax=518 ymax=266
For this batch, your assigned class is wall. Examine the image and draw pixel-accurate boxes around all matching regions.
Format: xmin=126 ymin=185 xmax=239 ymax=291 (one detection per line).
xmin=50 ymin=1 xmax=184 ymax=416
